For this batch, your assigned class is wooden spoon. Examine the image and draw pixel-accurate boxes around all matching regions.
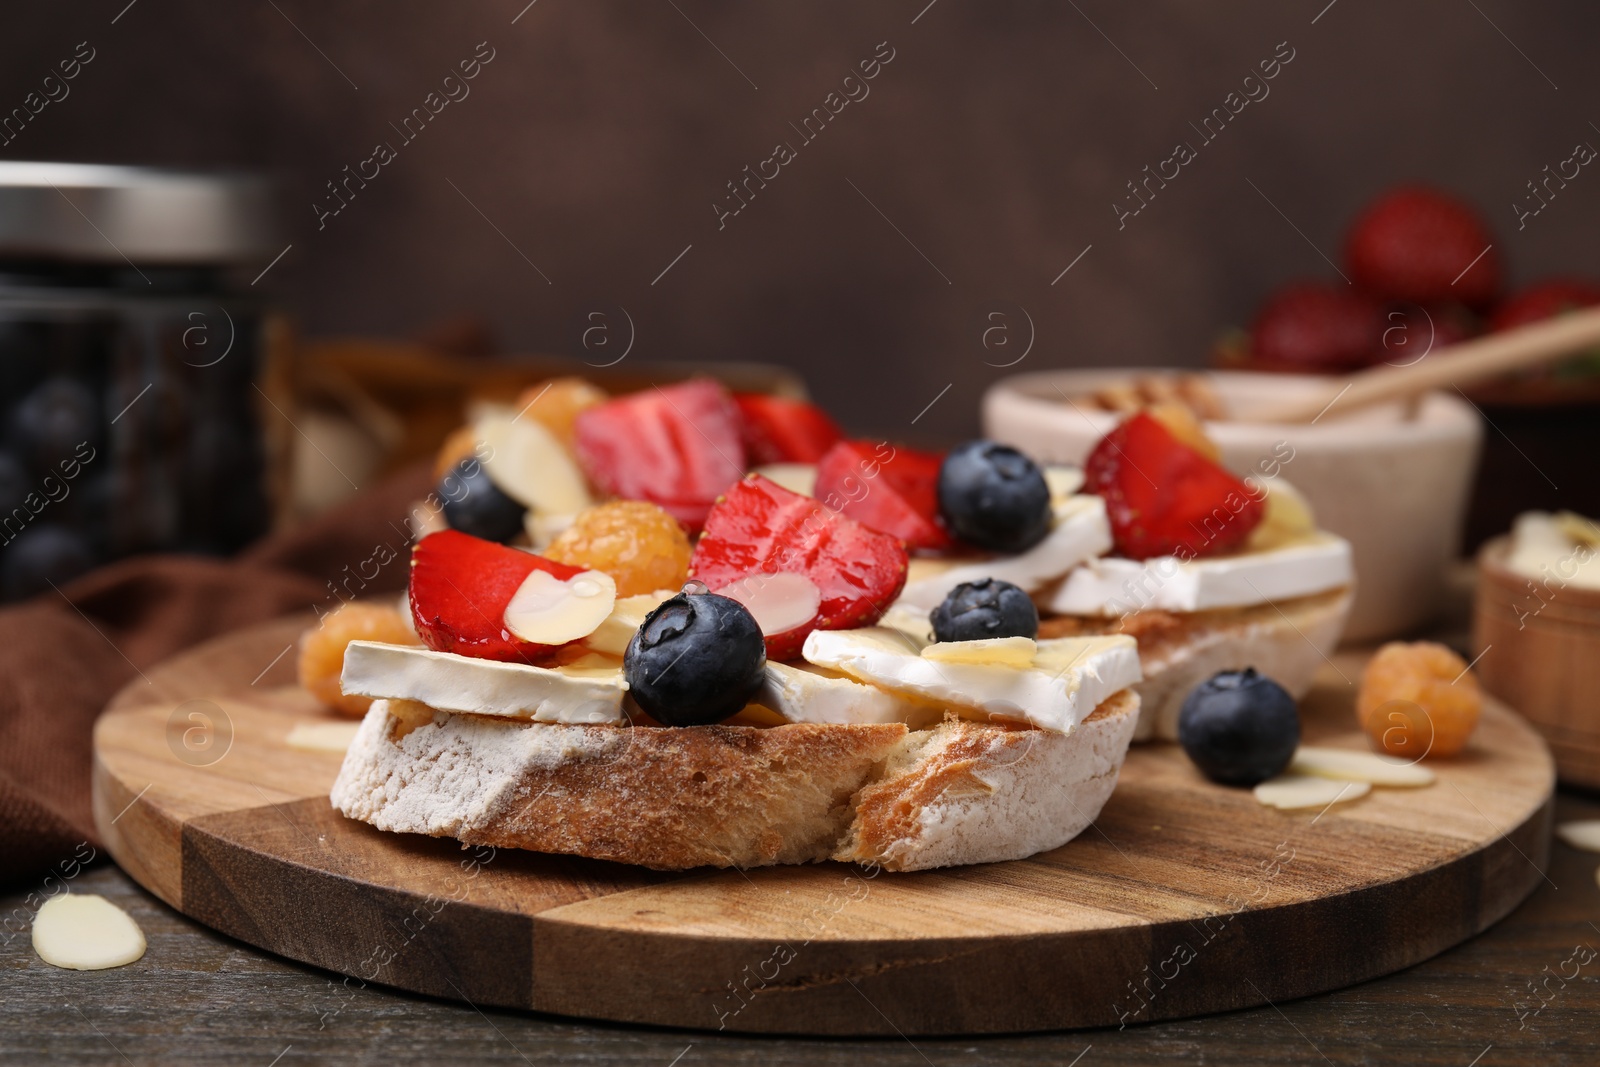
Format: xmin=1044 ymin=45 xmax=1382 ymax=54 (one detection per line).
xmin=1248 ymin=305 xmax=1600 ymax=424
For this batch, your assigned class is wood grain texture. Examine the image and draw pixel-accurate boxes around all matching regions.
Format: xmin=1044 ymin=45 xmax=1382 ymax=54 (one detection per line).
xmin=91 ymin=613 xmax=1555 ymax=1036
xmin=1475 ymin=536 xmax=1600 ymax=789
xmin=12 ymin=816 xmax=1600 ymax=1067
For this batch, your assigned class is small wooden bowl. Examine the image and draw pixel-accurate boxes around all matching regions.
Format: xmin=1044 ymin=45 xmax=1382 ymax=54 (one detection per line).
xmin=1474 ymin=536 xmax=1600 ymax=789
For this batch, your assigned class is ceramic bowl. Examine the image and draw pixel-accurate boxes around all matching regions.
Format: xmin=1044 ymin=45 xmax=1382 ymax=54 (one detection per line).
xmin=982 ymin=368 xmax=1484 ymax=641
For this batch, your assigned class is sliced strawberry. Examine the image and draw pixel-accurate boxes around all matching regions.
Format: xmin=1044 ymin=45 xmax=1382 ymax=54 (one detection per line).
xmin=734 ymin=394 xmax=843 ymax=464
xmin=573 ymin=379 xmax=746 ymax=531
xmin=690 ymin=474 xmax=909 ymax=660
xmin=1083 ymin=412 xmax=1264 ymax=561
xmin=409 ymin=529 xmax=582 ymax=662
xmin=814 ymin=440 xmax=953 ymax=552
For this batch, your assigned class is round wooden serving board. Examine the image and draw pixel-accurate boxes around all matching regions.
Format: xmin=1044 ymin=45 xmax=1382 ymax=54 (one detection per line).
xmin=93 ymin=614 xmax=1555 ymax=1036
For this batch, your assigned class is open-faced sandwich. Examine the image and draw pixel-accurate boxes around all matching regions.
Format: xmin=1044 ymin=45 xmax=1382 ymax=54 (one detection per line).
xmin=1035 ymin=405 xmax=1353 ymax=740
xmin=303 ymin=377 xmax=1350 ymax=870
xmin=877 ymin=404 xmax=1351 ymax=742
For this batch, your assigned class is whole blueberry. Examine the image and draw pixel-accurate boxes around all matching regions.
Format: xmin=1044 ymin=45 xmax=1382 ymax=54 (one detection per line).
xmin=1177 ymin=668 xmax=1300 ymax=787
xmin=9 ymin=378 xmax=100 ymax=475
xmin=937 ymin=440 xmax=1052 ymax=553
xmin=438 ymin=458 xmax=526 ymax=543
xmin=930 ymin=578 xmax=1039 ymax=642
xmin=625 ymin=591 xmax=766 ymax=726
xmin=2 ymin=524 xmax=96 ymax=601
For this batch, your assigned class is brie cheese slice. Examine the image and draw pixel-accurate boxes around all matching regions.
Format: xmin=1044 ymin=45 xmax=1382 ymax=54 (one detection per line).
xmin=802 ymin=628 xmax=1139 ymax=733
xmin=341 ymin=640 xmax=627 ymax=724
xmin=921 ymin=636 xmax=1036 ymax=667
xmin=525 ymin=511 xmax=577 ymax=551
xmin=759 ymin=661 xmax=937 ymax=726
xmin=878 ymin=602 xmax=935 ymax=644
xmin=582 ymin=589 xmax=675 ymax=656
xmin=1044 ymin=465 xmax=1084 ymax=505
xmin=895 ymin=494 xmax=1112 ymax=611
xmin=1049 ymin=533 xmax=1353 ymax=616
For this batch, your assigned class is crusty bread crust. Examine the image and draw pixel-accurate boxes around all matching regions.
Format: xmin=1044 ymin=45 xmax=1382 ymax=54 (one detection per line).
xmin=1039 ymin=587 xmax=1353 ymax=741
xmin=835 ymin=689 xmax=1140 ymax=871
xmin=333 ymin=705 xmax=907 ymax=869
xmin=332 ymin=690 xmax=1141 ymax=872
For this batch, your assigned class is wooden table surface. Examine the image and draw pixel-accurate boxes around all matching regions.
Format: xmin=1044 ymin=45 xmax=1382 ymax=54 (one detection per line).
xmin=3 ymin=788 xmax=1598 ymax=1065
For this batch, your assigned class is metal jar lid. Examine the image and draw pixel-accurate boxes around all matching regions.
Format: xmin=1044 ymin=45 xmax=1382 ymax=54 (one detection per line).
xmin=0 ymin=161 xmax=276 ymax=265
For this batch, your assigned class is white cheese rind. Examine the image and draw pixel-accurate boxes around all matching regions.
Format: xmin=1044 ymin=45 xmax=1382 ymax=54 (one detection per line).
xmin=801 ymin=628 xmax=1140 ymax=733
xmin=895 ymin=495 xmax=1113 ymax=611
xmin=1049 ymin=534 xmax=1353 ymax=616
xmin=341 ymin=641 xmax=626 ymax=724
xmin=758 ymin=661 xmax=935 ymax=726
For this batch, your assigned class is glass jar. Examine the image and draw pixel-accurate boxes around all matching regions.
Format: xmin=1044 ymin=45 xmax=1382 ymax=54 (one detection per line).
xmin=0 ymin=163 xmax=277 ymax=601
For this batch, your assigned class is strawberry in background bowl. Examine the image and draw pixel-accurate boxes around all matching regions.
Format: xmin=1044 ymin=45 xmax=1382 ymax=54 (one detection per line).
xmin=1219 ymin=183 xmax=1600 ymax=389
xmin=1214 ymin=181 xmax=1600 ymax=548
xmin=1343 ymin=185 xmax=1502 ymax=308
xmin=1482 ymin=278 xmax=1600 ymax=394
xmin=1247 ymin=283 xmax=1385 ymax=373
xmin=1220 ymin=185 xmax=1502 ymax=374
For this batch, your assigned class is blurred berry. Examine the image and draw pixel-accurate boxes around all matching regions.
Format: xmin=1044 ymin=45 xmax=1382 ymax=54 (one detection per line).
xmin=2 ymin=524 xmax=95 ymax=600
xmin=9 ymin=378 xmax=100 ymax=475
xmin=1250 ymin=283 xmax=1383 ymax=372
xmin=0 ymin=451 xmax=28 ymax=513
xmin=1344 ymin=186 xmax=1501 ymax=307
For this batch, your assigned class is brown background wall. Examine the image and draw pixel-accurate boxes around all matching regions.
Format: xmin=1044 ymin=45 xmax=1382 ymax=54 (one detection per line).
xmin=2 ymin=1 xmax=1596 ymax=441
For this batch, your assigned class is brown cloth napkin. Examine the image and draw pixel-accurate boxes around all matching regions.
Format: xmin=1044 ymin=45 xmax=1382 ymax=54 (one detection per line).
xmin=0 ymin=463 xmax=434 ymax=889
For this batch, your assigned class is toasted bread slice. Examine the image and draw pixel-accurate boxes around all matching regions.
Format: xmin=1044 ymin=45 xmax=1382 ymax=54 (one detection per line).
xmin=1039 ymin=586 xmax=1352 ymax=741
xmin=836 ymin=689 xmax=1139 ymax=870
xmin=331 ymin=690 xmax=1140 ymax=872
